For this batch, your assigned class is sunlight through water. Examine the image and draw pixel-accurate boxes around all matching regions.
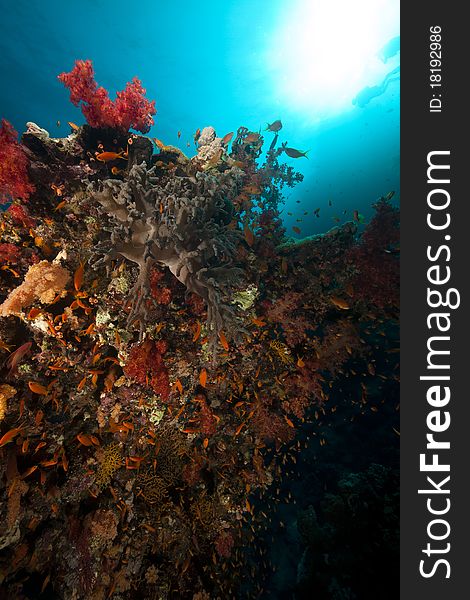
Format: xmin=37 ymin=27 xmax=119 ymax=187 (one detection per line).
xmin=268 ymin=0 xmax=400 ymax=120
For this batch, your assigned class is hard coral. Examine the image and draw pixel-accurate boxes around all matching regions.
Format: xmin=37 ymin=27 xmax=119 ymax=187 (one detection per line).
xmin=58 ymin=60 xmax=156 ymax=133
xmin=0 ymin=119 xmax=35 ymax=203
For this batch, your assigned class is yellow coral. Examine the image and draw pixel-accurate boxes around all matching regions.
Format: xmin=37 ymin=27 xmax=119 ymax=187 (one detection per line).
xmin=95 ymin=443 xmax=123 ymax=490
xmin=135 ymin=470 xmax=168 ymax=504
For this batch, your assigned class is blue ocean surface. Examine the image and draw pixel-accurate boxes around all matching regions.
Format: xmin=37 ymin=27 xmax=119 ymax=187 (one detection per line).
xmin=0 ymin=0 xmax=399 ymax=236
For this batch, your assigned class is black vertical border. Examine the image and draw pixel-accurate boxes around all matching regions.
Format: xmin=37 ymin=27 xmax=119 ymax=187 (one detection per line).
xmin=401 ymin=3 xmax=469 ymax=598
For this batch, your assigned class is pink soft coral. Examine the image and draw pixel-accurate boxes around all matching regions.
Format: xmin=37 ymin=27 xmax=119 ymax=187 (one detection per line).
xmin=58 ymin=60 xmax=156 ymax=133
xmin=0 ymin=119 xmax=35 ymax=203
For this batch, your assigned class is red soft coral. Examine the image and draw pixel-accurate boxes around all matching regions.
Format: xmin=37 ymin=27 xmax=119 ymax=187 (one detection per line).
xmin=58 ymin=60 xmax=156 ymax=133
xmin=0 ymin=120 xmax=35 ymax=203
xmin=124 ymin=339 xmax=170 ymax=402
xmin=345 ymin=198 xmax=399 ymax=309
xmin=6 ymin=203 xmax=36 ymax=228
xmin=149 ymin=266 xmax=172 ymax=305
xmin=265 ymin=291 xmax=309 ymax=347
xmin=0 ymin=243 xmax=22 ymax=265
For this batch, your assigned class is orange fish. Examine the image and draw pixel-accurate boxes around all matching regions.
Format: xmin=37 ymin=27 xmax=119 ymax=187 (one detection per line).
xmin=199 ymin=368 xmax=208 ymax=388
xmin=219 ymin=331 xmax=229 ymax=351
xmin=244 ymin=223 xmax=255 ymax=247
xmin=40 ymin=459 xmax=58 ymax=467
xmin=251 ymin=317 xmax=266 ymax=327
xmin=177 ymin=130 xmax=181 ymax=138
xmin=175 ymin=379 xmax=183 ymax=394
xmin=62 ymin=453 xmax=69 ymax=471
xmin=203 ymin=438 xmax=209 ymax=449
xmin=192 ymin=321 xmax=202 ymax=342
xmin=235 ymin=422 xmax=246 ymax=436
xmin=330 ymin=296 xmax=350 ymax=310
xmin=221 ymin=131 xmax=234 ymax=145
xmin=74 ymin=262 xmax=84 ymax=292
xmin=76 ymin=433 xmax=94 ymax=447
xmin=54 ymin=200 xmax=66 ymax=211
xmin=34 ymin=441 xmax=47 ymax=453
xmin=0 ymin=427 xmax=23 ymax=448
xmin=20 ymin=466 xmax=38 ymax=479
xmin=28 ymin=381 xmax=48 ymax=395
xmin=194 ymin=128 xmax=201 ymax=143
xmin=7 ymin=342 xmax=32 ymax=375
xmin=95 ymin=151 xmax=126 ymax=162
xmin=297 ymin=357 xmax=305 ymax=368
xmin=284 ymin=415 xmax=295 ymax=428
xmin=292 ymin=226 xmax=301 ymax=234
xmin=68 ymin=122 xmax=80 ymax=131
xmin=153 ymin=138 xmax=165 ymax=150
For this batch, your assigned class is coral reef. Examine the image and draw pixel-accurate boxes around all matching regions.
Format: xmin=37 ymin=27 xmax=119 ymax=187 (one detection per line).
xmin=0 ymin=65 xmax=399 ymax=599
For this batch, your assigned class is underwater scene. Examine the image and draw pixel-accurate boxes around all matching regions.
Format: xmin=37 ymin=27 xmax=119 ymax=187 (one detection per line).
xmin=0 ymin=1 xmax=399 ymax=599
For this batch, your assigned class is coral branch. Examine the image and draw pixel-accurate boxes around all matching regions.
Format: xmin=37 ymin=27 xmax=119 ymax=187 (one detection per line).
xmin=58 ymin=60 xmax=156 ymax=133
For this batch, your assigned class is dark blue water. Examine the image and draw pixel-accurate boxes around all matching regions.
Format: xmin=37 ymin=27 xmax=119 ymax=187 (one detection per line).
xmin=0 ymin=0 xmax=399 ymax=235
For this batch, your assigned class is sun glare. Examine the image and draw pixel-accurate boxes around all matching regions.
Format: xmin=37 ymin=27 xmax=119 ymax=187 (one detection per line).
xmin=268 ymin=0 xmax=399 ymax=118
